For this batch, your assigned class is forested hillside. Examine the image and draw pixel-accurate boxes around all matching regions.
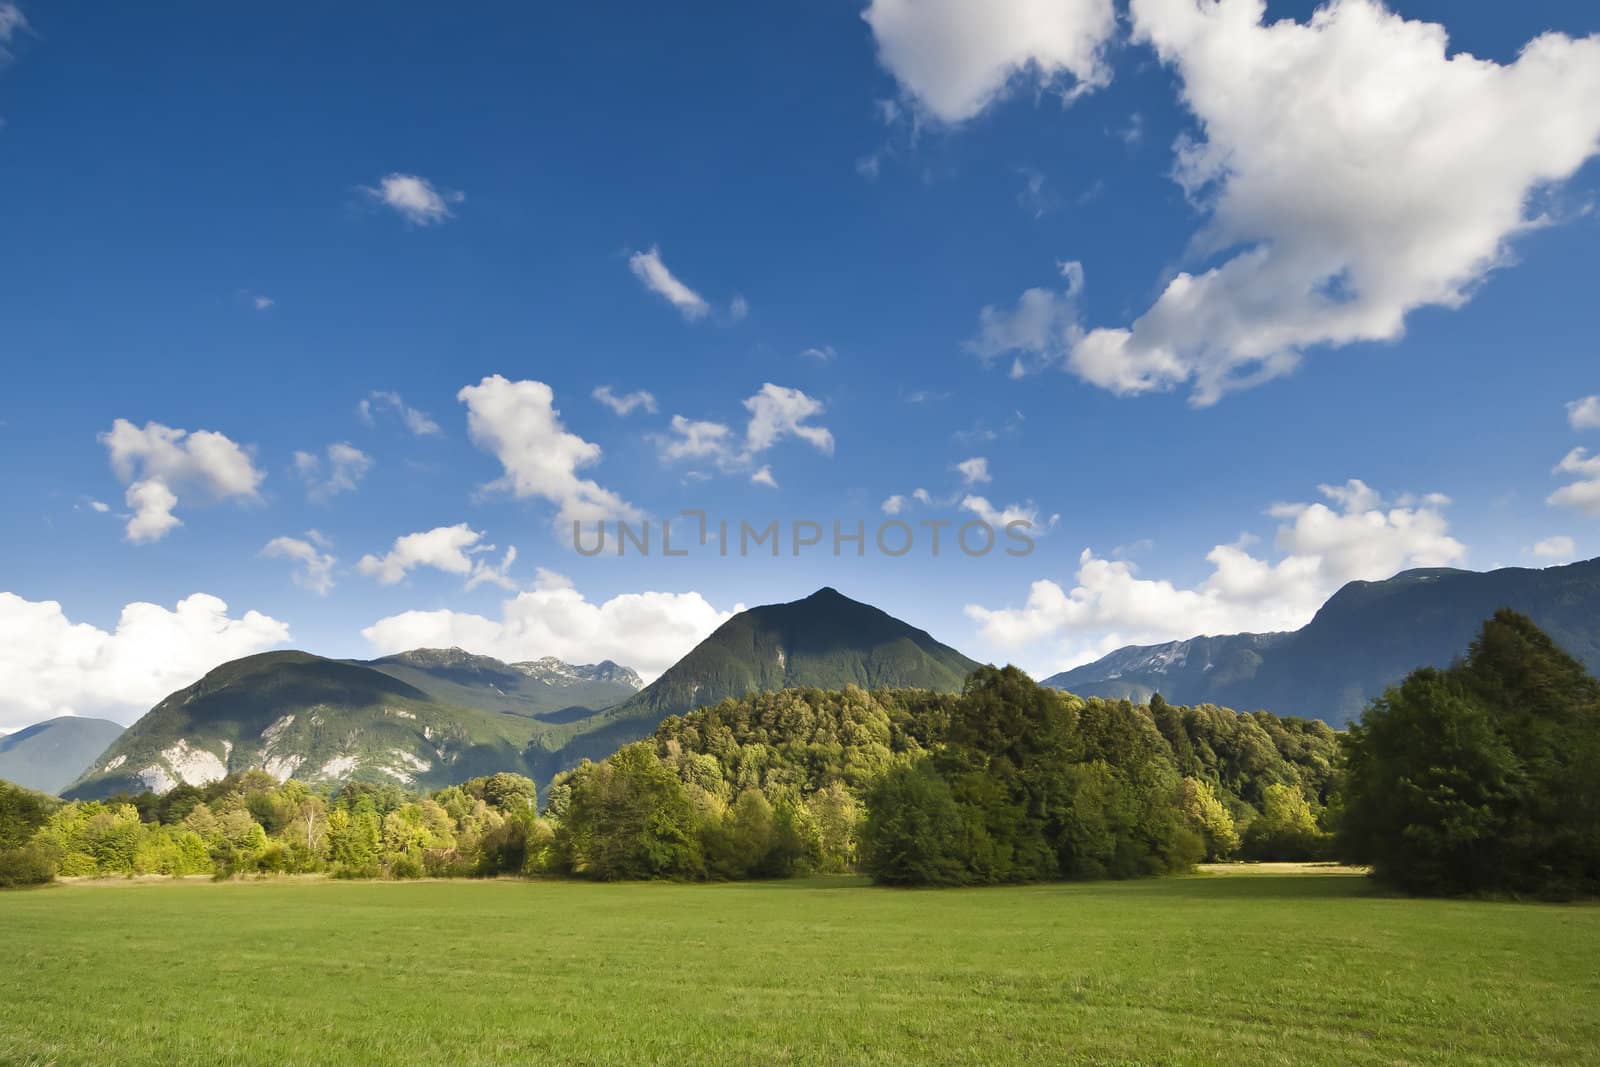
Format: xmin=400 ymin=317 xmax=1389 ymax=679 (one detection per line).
xmin=2 ymin=669 xmax=1339 ymax=887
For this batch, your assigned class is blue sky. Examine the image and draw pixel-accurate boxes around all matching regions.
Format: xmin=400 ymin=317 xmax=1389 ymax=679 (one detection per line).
xmin=2 ymin=0 xmax=1599 ymax=729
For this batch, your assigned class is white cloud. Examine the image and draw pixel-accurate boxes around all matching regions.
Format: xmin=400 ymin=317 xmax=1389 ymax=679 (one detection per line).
xmin=658 ymin=416 xmax=737 ymax=463
xmin=1040 ymin=0 xmax=1600 ymax=406
xmin=100 ymin=419 xmax=265 ymax=543
xmin=628 ymin=246 xmax=711 ymax=321
xmin=293 ymin=442 xmax=372 ymax=502
xmin=592 ymin=385 xmax=658 ymax=417
xmin=960 ymin=494 xmax=1043 ymax=531
xmin=361 ymin=572 xmax=735 ymax=682
xmin=969 ymin=260 xmax=1086 ymax=377
xmin=955 ymin=457 xmax=991 ymax=487
xmin=458 ymin=375 xmax=640 ymax=529
xmin=362 ymin=173 xmax=463 ymax=226
xmin=745 ymin=384 xmax=835 ymax=455
xmin=729 ymin=295 xmax=750 ymax=322
xmin=862 ymin=0 xmax=1117 ymax=124
xmin=750 ymin=465 xmax=779 ymax=488
xmin=465 ymin=546 xmax=518 ymax=593
xmin=357 ymin=523 xmax=499 ymax=586
xmin=263 ymin=534 xmax=337 ymax=595
xmin=1530 ymin=535 xmax=1576 ymax=561
xmin=89 ymin=500 xmax=110 ymax=514
xmin=657 ymin=383 xmax=834 ymax=474
xmin=0 ymin=592 xmax=289 ymax=730
xmin=966 ymin=479 xmax=1467 ymax=670
xmin=1568 ymin=396 xmax=1600 ymax=431
xmin=0 ymin=3 xmax=26 ymax=50
xmin=253 ymin=295 xmax=274 ymax=311
xmin=1549 ymin=448 xmax=1600 ymax=514
xmin=800 ymin=345 xmax=837 ymax=362
xmin=882 ymin=494 xmax=908 ymax=515
xmin=358 ymin=390 xmax=441 ymax=436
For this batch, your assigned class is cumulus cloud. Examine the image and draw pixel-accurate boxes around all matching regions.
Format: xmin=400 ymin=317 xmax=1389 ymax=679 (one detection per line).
xmin=100 ymin=419 xmax=265 ymax=543
xmin=362 ymin=173 xmax=463 ymax=226
xmin=361 ymin=572 xmax=735 ymax=681
xmin=1549 ymin=448 xmax=1600 ymax=514
xmin=263 ymin=533 xmax=337 ymax=595
xmin=745 ymin=384 xmax=835 ymax=455
xmin=358 ymin=391 xmax=441 ymax=436
xmin=458 ymin=375 xmax=640 ymax=529
xmin=750 ymin=465 xmax=779 ymax=488
xmin=965 ymin=479 xmax=1467 ymax=670
xmin=955 ymin=457 xmax=991 ymax=486
xmin=357 ymin=523 xmax=508 ymax=587
xmin=656 ymin=383 xmax=834 ymax=479
xmin=628 ymin=246 xmax=711 ymax=321
xmin=593 ymin=385 xmax=658 ymax=417
xmin=862 ymin=0 xmax=1117 ymax=123
xmin=1529 ymin=535 xmax=1576 ymax=561
xmin=1568 ymin=396 xmax=1600 ymax=432
xmin=0 ymin=592 xmax=289 ymax=730
xmin=986 ymin=1 xmax=1600 ymax=405
xmin=293 ymin=443 xmax=372 ymax=502
xmin=882 ymin=494 xmax=909 ymax=515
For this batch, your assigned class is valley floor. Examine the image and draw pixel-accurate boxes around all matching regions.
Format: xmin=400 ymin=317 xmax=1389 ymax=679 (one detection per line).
xmin=2 ymin=869 xmax=1596 ymax=1066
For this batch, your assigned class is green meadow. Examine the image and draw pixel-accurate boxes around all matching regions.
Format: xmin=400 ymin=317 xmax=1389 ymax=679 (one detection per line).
xmin=2 ymin=869 xmax=1596 ymax=1066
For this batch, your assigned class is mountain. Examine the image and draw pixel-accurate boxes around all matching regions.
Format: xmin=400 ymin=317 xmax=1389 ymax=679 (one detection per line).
xmin=0 ymin=717 xmax=125 ymax=795
xmin=533 ymin=587 xmax=984 ymax=771
xmin=359 ymin=649 xmax=641 ymax=721
xmin=64 ymin=649 xmax=640 ymax=800
xmin=1043 ymin=559 xmax=1600 ymax=726
xmin=64 ymin=588 xmax=982 ymax=799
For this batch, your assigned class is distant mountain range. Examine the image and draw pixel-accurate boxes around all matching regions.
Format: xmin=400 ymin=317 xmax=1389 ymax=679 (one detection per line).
xmin=63 ymin=588 xmax=978 ymax=799
xmin=51 ymin=562 xmax=1600 ymax=799
xmin=0 ymin=717 xmax=125 ymax=795
xmin=1044 ymin=559 xmax=1600 ymax=726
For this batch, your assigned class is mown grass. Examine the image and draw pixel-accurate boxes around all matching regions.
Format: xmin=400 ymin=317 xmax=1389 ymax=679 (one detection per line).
xmin=2 ymin=870 xmax=1596 ymax=1066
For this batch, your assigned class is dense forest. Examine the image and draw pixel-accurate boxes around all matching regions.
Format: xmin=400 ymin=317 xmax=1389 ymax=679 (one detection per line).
xmin=2 ymin=668 xmax=1340 ymax=887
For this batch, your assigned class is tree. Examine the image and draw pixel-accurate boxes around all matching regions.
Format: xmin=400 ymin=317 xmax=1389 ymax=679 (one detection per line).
xmin=556 ymin=744 xmax=702 ymax=880
xmin=859 ymin=762 xmax=970 ymax=886
xmin=1339 ymin=611 xmax=1600 ymax=897
xmin=1241 ymin=783 xmax=1328 ymax=862
xmin=1178 ymin=777 xmax=1239 ymax=860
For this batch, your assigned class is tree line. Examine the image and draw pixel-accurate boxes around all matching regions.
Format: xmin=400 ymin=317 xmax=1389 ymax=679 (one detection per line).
xmin=4 ymin=610 xmax=1591 ymax=897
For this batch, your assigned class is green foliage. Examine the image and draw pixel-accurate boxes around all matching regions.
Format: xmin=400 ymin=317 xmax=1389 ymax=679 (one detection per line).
xmin=555 ymin=744 xmax=704 ymax=880
xmin=859 ymin=762 xmax=969 ymax=886
xmin=1339 ymin=611 xmax=1600 ymax=897
xmin=1178 ymin=777 xmax=1239 ymax=860
xmin=1241 ymin=783 xmax=1330 ymax=861
xmin=859 ymin=668 xmax=1222 ymax=886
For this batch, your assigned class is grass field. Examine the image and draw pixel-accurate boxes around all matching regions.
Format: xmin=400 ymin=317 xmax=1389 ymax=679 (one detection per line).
xmin=3 ymin=869 xmax=1597 ymax=1066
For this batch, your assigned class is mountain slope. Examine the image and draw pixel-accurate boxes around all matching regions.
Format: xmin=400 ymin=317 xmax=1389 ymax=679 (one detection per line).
xmin=534 ymin=587 xmax=984 ymax=772
xmin=0 ymin=717 xmax=125 ymax=795
xmin=1044 ymin=559 xmax=1600 ymax=726
xmin=63 ymin=650 xmax=634 ymax=800
xmin=360 ymin=649 xmax=641 ymax=720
